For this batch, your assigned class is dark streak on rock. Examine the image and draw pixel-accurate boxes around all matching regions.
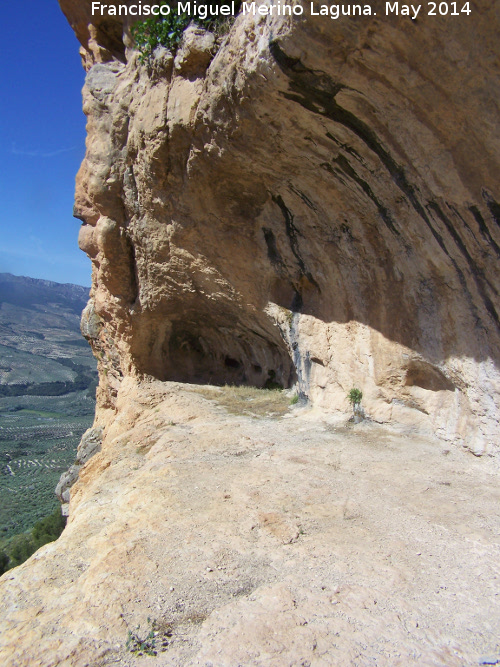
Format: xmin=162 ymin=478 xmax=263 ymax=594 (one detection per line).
xmin=428 ymin=201 xmax=499 ymax=323
xmin=288 ymin=184 xmax=318 ymax=211
xmin=447 ymin=203 xmax=478 ymax=245
xmin=270 ymin=42 xmax=442 ymax=244
xmin=326 ymin=132 xmax=365 ymax=165
xmin=271 ymin=194 xmax=321 ymax=294
xmin=291 ymin=290 xmax=303 ymax=312
xmin=333 ymin=154 xmax=399 ymax=236
xmin=263 ymin=227 xmax=285 ymax=270
xmin=270 ymin=40 xmax=499 ymax=330
xmin=125 ymin=231 xmax=139 ymax=306
xmin=320 ymin=161 xmax=347 ymax=187
xmin=468 ymin=205 xmax=500 ymax=258
xmin=483 ymin=190 xmax=500 ymax=230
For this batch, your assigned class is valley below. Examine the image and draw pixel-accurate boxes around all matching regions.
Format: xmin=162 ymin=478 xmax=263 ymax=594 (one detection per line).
xmin=0 ymin=274 xmax=96 ymax=541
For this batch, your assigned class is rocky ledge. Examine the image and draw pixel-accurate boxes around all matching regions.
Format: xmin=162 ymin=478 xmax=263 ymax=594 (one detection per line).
xmin=1 ymin=2 xmax=499 ymax=664
xmin=61 ymin=0 xmax=499 ymax=454
xmin=1 ymin=380 xmax=499 ymax=665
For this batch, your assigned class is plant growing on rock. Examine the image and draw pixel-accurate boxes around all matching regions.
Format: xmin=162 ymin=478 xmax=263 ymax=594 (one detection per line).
xmin=126 ymin=618 xmax=157 ymax=656
xmin=126 ymin=617 xmax=172 ymax=656
xmin=348 ymin=388 xmax=362 ymax=408
xmin=347 ymin=388 xmax=363 ymax=422
xmin=131 ymin=0 xmax=242 ymax=59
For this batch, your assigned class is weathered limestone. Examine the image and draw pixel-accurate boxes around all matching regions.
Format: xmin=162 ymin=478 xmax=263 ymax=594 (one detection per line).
xmin=60 ymin=3 xmax=500 ymax=456
xmin=1 ymin=380 xmax=500 ymax=665
xmin=1 ymin=8 xmax=500 ymax=665
xmin=55 ymin=426 xmax=103 ymax=514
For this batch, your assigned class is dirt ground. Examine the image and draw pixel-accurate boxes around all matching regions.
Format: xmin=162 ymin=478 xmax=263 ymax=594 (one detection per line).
xmin=0 ymin=380 xmax=499 ymax=666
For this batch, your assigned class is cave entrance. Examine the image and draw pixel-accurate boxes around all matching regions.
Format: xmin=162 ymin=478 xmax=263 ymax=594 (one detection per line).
xmin=134 ymin=315 xmax=297 ymax=390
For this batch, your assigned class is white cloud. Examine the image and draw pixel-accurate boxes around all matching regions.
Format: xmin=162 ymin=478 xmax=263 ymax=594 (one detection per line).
xmin=11 ymin=143 xmax=78 ymax=158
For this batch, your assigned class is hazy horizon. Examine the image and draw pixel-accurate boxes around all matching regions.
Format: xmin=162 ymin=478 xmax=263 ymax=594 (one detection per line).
xmin=0 ymin=270 xmax=90 ymax=290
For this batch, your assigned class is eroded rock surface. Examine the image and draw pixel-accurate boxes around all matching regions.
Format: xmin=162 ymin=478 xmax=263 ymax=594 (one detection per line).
xmin=1 ymin=381 xmax=500 ymax=665
xmin=2 ymin=4 xmax=500 ymax=665
xmin=56 ymin=426 xmax=103 ymax=514
xmin=61 ymin=0 xmax=499 ymax=454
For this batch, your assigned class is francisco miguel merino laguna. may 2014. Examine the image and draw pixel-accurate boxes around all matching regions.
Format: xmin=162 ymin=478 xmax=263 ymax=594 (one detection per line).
xmin=90 ymin=2 xmax=375 ymax=19
xmin=90 ymin=2 xmax=473 ymax=20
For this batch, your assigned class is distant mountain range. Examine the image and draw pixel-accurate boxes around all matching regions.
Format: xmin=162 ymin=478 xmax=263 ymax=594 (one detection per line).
xmin=0 ymin=273 xmax=96 ymax=394
xmin=0 ymin=273 xmax=90 ymax=313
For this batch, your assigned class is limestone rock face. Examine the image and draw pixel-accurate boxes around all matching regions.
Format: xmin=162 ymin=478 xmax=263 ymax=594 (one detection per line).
xmin=1 ymin=380 xmax=499 ymax=665
xmin=60 ymin=0 xmax=500 ymax=455
xmin=2 ymin=8 xmax=499 ymax=662
xmin=55 ymin=426 xmax=104 ymax=514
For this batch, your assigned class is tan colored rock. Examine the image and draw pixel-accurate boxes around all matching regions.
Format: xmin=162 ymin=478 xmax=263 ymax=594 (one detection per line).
xmin=174 ymin=25 xmax=216 ymax=75
xmin=3 ymin=5 xmax=499 ymax=663
xmin=56 ymin=0 xmax=500 ymax=454
xmin=2 ymin=7 xmax=499 ymax=664
xmin=1 ymin=381 xmax=499 ymax=665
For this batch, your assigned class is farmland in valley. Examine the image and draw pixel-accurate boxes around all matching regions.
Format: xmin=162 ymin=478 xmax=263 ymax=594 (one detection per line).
xmin=0 ymin=274 xmax=96 ymax=542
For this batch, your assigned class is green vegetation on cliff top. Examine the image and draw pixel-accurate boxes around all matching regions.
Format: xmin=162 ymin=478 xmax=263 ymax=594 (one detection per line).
xmin=132 ymin=0 xmax=242 ymax=58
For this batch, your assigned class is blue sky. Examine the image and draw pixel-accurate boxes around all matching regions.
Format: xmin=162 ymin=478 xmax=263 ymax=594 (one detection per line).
xmin=0 ymin=1 xmax=91 ymax=287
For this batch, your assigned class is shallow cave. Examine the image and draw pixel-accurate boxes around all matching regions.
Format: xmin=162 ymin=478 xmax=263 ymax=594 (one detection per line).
xmin=404 ymin=360 xmax=455 ymax=392
xmin=132 ymin=315 xmax=297 ymax=390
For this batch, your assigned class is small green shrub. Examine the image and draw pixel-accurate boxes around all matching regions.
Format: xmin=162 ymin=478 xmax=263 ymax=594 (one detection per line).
xmin=126 ymin=617 xmax=173 ymax=656
xmin=348 ymin=388 xmax=363 ymax=408
xmin=290 ymin=393 xmax=299 ymax=405
xmin=126 ymin=618 xmax=160 ymax=656
xmin=131 ymin=0 xmax=242 ymax=60
xmin=132 ymin=4 xmax=191 ymax=58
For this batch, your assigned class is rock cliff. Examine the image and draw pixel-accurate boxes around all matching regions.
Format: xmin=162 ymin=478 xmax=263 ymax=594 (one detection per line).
xmin=63 ymin=0 xmax=499 ymax=454
xmin=1 ymin=3 xmax=500 ymax=664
